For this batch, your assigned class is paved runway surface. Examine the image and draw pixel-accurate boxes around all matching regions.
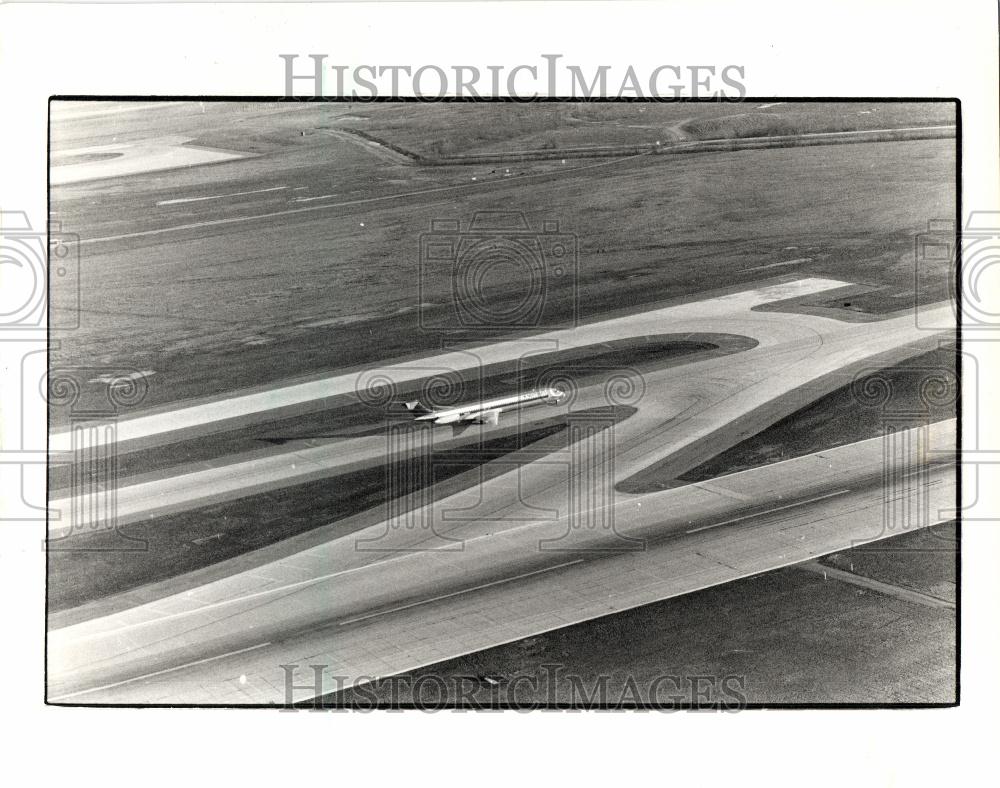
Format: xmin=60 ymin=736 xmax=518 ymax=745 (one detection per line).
xmin=51 ymin=280 xmax=953 ymax=533
xmin=47 ymin=279 xmax=956 ymax=703
xmin=48 ymin=420 xmax=955 ymax=703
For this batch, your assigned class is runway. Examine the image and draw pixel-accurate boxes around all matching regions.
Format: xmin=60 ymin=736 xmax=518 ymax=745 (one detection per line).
xmin=50 ymin=279 xmax=954 ymax=533
xmin=48 ymin=278 xmax=956 ymax=703
xmin=48 ymin=419 xmax=956 ymax=703
xmin=53 ymin=278 xmax=832 ymax=451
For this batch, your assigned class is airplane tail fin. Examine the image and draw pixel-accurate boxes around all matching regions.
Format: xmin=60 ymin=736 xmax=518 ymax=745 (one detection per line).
xmin=403 ymin=400 xmax=430 ymax=414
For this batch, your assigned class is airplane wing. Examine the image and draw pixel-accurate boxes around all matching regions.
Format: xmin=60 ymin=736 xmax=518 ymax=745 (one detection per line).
xmin=47 ymin=420 xmax=956 ymax=704
xmin=471 ymin=408 xmax=502 ymax=425
xmin=447 ymin=408 xmax=502 ymax=424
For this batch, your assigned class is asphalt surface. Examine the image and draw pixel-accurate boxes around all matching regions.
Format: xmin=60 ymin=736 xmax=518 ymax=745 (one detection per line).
xmin=48 ymin=421 xmax=956 ymax=703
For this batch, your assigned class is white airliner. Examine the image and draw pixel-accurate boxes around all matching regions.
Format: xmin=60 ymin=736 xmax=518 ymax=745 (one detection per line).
xmin=404 ymin=386 xmax=565 ymax=425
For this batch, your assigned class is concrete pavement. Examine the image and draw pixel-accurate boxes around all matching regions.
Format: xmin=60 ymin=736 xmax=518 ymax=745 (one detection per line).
xmin=48 ymin=420 xmax=956 ymax=703
xmin=50 ymin=279 xmax=954 ymax=532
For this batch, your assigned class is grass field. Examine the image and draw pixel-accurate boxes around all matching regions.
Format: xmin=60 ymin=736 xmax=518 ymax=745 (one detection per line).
xmin=821 ymin=522 xmax=957 ymax=602
xmin=327 ymin=101 xmax=956 ymax=156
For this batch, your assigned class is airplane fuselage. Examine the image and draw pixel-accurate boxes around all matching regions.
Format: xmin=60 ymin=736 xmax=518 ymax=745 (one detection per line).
xmin=407 ymin=387 xmax=563 ymax=425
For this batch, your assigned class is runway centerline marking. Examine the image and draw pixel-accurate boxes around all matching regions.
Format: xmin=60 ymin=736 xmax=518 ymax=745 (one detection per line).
xmin=336 ymin=559 xmax=585 ymax=627
xmin=292 ymin=194 xmax=339 ymax=203
xmin=685 ymin=488 xmax=852 ymax=534
xmin=49 ymin=641 xmax=272 ymax=702
xmin=156 ymin=186 xmax=288 ymax=206
xmin=76 ymin=152 xmax=650 ymax=246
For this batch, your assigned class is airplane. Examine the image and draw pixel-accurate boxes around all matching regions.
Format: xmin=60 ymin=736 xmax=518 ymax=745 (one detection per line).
xmin=403 ymin=386 xmax=565 ymax=425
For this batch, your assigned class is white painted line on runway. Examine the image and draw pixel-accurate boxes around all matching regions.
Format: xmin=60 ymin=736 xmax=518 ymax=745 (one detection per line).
xmin=76 ymin=152 xmax=650 ymax=246
xmin=49 ymin=641 xmax=272 ymax=702
xmin=87 ymin=370 xmax=155 ymax=384
xmin=336 ymin=559 xmax=586 ymax=627
xmin=156 ymin=186 xmax=289 ymax=206
xmin=292 ymin=194 xmax=339 ymax=203
xmin=685 ymin=489 xmax=852 ymax=534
